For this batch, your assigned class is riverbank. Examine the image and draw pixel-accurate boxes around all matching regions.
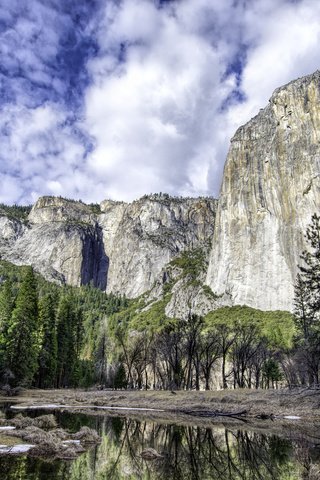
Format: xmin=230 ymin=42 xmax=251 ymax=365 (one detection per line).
xmin=2 ymin=387 xmax=320 ymax=421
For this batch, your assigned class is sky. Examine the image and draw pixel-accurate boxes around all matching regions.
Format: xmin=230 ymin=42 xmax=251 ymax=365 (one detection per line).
xmin=0 ymin=0 xmax=320 ymax=205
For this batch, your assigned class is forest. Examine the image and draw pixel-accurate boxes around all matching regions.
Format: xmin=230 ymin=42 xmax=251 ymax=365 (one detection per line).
xmin=0 ymin=214 xmax=319 ymax=392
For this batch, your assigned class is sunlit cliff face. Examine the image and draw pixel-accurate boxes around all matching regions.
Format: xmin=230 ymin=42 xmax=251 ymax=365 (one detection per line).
xmin=207 ymin=70 xmax=320 ymax=311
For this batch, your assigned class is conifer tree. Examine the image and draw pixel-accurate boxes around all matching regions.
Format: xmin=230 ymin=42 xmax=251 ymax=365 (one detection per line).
xmin=114 ymin=363 xmax=127 ymax=389
xmin=56 ymin=294 xmax=83 ymax=387
xmin=5 ymin=266 xmax=39 ymax=386
xmin=56 ymin=295 xmax=74 ymax=387
xmin=294 ymin=214 xmax=320 ymax=384
xmin=0 ymin=278 xmax=14 ymax=330
xmin=94 ymin=317 xmax=109 ymax=386
xmin=298 ymin=213 xmax=320 ymax=313
xmin=37 ymin=293 xmax=57 ymax=388
xmin=0 ymin=279 xmax=15 ymax=380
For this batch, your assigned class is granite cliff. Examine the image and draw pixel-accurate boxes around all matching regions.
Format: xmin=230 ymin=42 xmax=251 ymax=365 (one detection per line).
xmin=99 ymin=195 xmax=216 ymax=298
xmin=206 ymin=70 xmax=320 ymax=311
xmin=0 ymin=197 xmax=108 ymax=288
xmin=0 ymin=195 xmax=217 ymax=304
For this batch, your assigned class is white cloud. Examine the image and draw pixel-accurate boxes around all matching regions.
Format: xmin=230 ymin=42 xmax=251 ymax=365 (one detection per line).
xmin=228 ymin=0 xmax=320 ymax=129
xmin=82 ymin=0 xmax=320 ymax=202
xmin=84 ymin=0 xmax=237 ymax=200
xmin=0 ymin=103 xmax=89 ymax=203
xmin=0 ymin=174 xmax=24 ymax=205
xmin=1 ymin=0 xmax=320 ymax=204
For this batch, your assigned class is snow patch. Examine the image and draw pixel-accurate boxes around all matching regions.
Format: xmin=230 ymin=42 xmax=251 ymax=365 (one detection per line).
xmin=0 ymin=444 xmax=35 ymax=454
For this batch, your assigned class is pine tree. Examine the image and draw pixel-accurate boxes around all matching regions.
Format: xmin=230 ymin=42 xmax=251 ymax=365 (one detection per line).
xmin=95 ymin=317 xmax=109 ymax=387
xmin=298 ymin=213 xmax=320 ymax=313
xmin=0 ymin=279 xmax=15 ymax=382
xmin=56 ymin=295 xmax=74 ymax=388
xmin=114 ymin=363 xmax=127 ymax=389
xmin=37 ymin=293 xmax=57 ymax=388
xmin=56 ymin=293 xmax=83 ymax=387
xmin=0 ymin=278 xmax=14 ymax=330
xmin=294 ymin=214 xmax=320 ymax=384
xmin=5 ymin=267 xmax=39 ymax=386
xmin=294 ymin=274 xmax=314 ymax=340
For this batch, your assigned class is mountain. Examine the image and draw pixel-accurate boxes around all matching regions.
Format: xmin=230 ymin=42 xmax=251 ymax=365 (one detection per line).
xmin=206 ymin=70 xmax=320 ymax=311
xmin=1 ymin=71 xmax=319 ymax=314
xmin=0 ymin=194 xmax=216 ymax=302
xmin=0 ymin=197 xmax=107 ymax=288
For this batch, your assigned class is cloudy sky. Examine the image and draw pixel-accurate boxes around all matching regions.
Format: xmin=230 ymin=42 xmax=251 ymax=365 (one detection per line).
xmin=0 ymin=0 xmax=320 ymax=205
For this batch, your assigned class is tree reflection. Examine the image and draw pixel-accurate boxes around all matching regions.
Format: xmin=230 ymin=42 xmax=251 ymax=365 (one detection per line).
xmin=69 ymin=417 xmax=318 ymax=480
xmin=0 ymin=456 xmax=70 ymax=480
xmin=1 ymin=416 xmax=319 ymax=480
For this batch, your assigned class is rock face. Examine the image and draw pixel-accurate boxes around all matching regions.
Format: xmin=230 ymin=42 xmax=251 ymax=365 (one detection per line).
xmin=0 ymin=195 xmax=216 ymax=298
xmin=206 ymin=71 xmax=320 ymax=311
xmin=99 ymin=195 xmax=217 ymax=298
xmin=0 ymin=197 xmax=108 ymax=288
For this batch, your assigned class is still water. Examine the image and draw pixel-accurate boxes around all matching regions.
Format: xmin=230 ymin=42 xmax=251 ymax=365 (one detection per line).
xmin=0 ymin=409 xmax=320 ymax=479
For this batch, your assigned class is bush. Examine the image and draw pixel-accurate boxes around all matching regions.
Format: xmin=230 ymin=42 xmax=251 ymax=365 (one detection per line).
xmin=11 ymin=414 xmax=57 ymax=430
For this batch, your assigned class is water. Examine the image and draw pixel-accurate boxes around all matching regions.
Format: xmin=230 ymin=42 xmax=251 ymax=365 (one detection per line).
xmin=0 ymin=409 xmax=320 ymax=479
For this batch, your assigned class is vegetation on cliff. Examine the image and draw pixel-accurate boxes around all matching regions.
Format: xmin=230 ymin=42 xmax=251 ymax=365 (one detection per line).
xmin=0 ymin=204 xmax=32 ymax=221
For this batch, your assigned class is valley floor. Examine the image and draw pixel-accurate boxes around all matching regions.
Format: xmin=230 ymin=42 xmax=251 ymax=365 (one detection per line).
xmin=3 ymin=387 xmax=320 ymax=421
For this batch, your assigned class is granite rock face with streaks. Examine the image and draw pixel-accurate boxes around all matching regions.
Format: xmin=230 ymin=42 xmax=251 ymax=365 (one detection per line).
xmin=99 ymin=195 xmax=217 ymax=298
xmin=206 ymin=71 xmax=320 ymax=311
xmin=0 ymin=197 xmax=108 ymax=288
xmin=0 ymin=195 xmax=217 ymax=302
xmin=1 ymin=71 xmax=320 ymax=314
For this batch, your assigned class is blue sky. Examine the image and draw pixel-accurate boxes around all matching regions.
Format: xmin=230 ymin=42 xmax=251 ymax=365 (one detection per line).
xmin=1 ymin=0 xmax=320 ymax=204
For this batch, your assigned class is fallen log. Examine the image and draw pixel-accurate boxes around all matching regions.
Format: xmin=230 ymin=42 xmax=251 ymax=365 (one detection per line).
xmin=177 ymin=409 xmax=248 ymax=418
xmin=255 ymin=413 xmax=275 ymax=420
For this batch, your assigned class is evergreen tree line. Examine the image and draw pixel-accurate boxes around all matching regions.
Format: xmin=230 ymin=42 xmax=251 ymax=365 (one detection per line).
xmin=0 ymin=265 xmax=127 ymax=389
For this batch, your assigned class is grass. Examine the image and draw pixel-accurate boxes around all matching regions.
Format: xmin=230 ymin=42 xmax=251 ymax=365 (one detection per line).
xmin=11 ymin=414 xmax=57 ymax=430
xmin=4 ymin=387 xmax=320 ymax=421
xmin=2 ymin=413 xmax=100 ymax=459
xmin=0 ymin=434 xmax=22 ymax=446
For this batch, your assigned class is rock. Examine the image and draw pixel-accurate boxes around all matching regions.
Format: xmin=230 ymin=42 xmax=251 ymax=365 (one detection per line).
xmin=72 ymin=426 xmax=101 ymax=443
xmin=99 ymin=194 xmax=217 ymax=298
xmin=206 ymin=70 xmax=320 ymax=311
xmin=1 ymin=72 xmax=320 ymax=313
xmin=0 ymin=194 xmax=216 ymax=301
xmin=0 ymin=197 xmax=108 ymax=289
xmin=165 ymin=275 xmax=232 ymax=319
xmin=0 ymin=444 xmax=35 ymax=454
xmin=140 ymin=448 xmax=163 ymax=460
xmin=28 ymin=196 xmax=96 ymax=225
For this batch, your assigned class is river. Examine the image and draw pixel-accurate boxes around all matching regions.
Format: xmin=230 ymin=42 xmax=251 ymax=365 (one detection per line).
xmin=0 ymin=407 xmax=319 ymax=479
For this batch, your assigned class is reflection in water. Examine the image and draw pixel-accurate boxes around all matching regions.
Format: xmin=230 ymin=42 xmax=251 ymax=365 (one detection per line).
xmin=1 ymin=413 xmax=320 ymax=479
xmin=0 ymin=455 xmax=70 ymax=480
xmin=70 ymin=420 xmax=300 ymax=480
